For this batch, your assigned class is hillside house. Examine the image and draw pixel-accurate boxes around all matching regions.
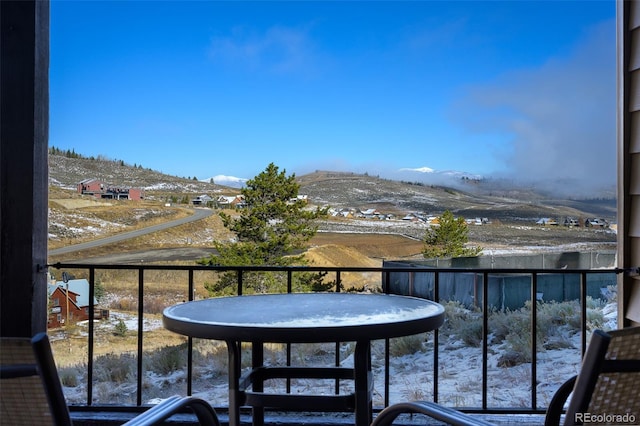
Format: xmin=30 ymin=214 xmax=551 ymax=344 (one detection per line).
xmin=192 ymin=194 xmax=213 ymax=206
xmin=402 ymin=213 xmax=421 ymax=222
xmin=357 ymin=208 xmax=380 ymax=219
xmin=536 ymin=217 xmax=559 ymax=226
xmin=426 ymin=216 xmax=440 ymax=226
xmin=563 ymin=217 xmax=580 ymax=227
xmin=77 ymin=178 xmax=104 ymax=194
xmin=47 ymin=278 xmax=109 ymax=329
xmin=216 ymin=195 xmax=245 ymax=209
xmin=77 ymin=178 xmax=144 ymax=200
xmin=329 ymin=208 xmax=354 ymax=218
xmin=466 ymin=217 xmax=490 ymax=226
xmin=586 ymin=218 xmax=609 ymax=228
xmin=103 ymin=186 xmax=143 ymax=200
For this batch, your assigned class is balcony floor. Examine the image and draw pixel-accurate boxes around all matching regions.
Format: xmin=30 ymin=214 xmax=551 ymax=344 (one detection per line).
xmin=70 ymin=409 xmax=548 ymax=425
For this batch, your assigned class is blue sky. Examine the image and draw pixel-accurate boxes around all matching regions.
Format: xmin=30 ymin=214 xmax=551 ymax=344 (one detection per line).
xmin=50 ymin=1 xmax=616 ymax=192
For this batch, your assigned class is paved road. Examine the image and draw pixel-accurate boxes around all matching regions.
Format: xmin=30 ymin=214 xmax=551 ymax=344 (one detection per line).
xmin=57 ymin=247 xmax=220 ymax=264
xmin=48 ymin=208 xmax=214 ymax=257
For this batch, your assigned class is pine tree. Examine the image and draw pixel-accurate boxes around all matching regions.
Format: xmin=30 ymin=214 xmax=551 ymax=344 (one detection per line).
xmin=422 ymin=210 xmax=482 ymax=259
xmin=114 ymin=319 xmax=128 ymax=337
xmin=200 ymin=163 xmax=329 ymax=294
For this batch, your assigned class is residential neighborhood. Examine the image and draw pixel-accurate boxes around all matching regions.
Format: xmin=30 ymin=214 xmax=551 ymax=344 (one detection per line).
xmin=186 ymin=191 xmax=613 ymax=231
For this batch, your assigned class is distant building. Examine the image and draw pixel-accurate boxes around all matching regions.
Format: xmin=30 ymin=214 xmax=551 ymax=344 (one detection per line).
xmin=77 ymin=178 xmax=104 ymax=195
xmin=77 ymin=178 xmax=144 ymax=200
xmin=585 ymin=218 xmax=609 ymax=228
xmin=192 ymin=194 xmax=213 ymax=205
xmin=563 ymin=217 xmax=580 ymax=227
xmin=216 ymin=195 xmax=245 ymax=209
xmin=47 ymin=278 xmax=109 ymax=329
xmin=536 ymin=218 xmax=559 ymax=226
xmin=289 ymin=195 xmax=309 ymax=204
xmin=466 ymin=217 xmax=490 ymax=226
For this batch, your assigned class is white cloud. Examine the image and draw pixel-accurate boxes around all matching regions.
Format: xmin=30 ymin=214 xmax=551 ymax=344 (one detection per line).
xmin=451 ymin=20 xmax=616 ymax=195
xmin=399 ymin=166 xmax=435 ymax=174
xmin=206 ymin=175 xmax=247 ymax=188
xmin=209 ymin=25 xmax=319 ymax=75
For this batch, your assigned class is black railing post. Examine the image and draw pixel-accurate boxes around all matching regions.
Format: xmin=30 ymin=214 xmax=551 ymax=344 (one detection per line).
xmin=287 ymin=269 xmax=293 ymax=393
xmin=87 ymin=267 xmax=95 ymax=406
xmin=188 ymin=269 xmax=194 ymax=396
xmin=482 ymin=271 xmax=489 ymax=410
xmin=383 ymin=268 xmax=390 ymax=406
xmin=433 ymin=271 xmax=440 ymax=404
xmin=581 ymin=272 xmax=588 ymax=355
xmin=136 ymin=267 xmax=144 ymax=406
xmin=335 ymin=270 xmax=342 ymax=395
xmin=531 ymin=272 xmax=538 ymax=410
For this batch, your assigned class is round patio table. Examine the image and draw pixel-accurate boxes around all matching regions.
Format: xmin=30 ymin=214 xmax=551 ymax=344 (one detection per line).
xmin=163 ymin=292 xmax=445 ymax=426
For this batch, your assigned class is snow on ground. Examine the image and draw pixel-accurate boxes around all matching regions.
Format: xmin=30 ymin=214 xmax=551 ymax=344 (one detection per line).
xmin=59 ymin=303 xmax=618 ymax=413
xmin=48 ymin=209 xmax=126 ymax=240
xmin=81 ymin=311 xmax=163 ymax=333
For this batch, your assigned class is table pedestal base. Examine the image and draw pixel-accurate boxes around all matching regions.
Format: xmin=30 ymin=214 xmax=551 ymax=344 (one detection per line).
xmin=226 ymin=340 xmax=373 ymax=426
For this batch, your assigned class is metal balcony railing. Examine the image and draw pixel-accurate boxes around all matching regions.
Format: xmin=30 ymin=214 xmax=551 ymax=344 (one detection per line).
xmin=47 ymin=262 xmax=630 ymax=419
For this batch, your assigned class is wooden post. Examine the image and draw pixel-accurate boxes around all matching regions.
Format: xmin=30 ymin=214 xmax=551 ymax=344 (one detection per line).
xmin=0 ymin=0 xmax=50 ymax=337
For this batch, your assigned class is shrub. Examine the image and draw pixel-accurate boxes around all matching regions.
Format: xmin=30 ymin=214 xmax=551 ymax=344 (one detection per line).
xmin=93 ymin=353 xmax=135 ymax=383
xmin=114 ymin=319 xmax=128 ymax=337
xmin=389 ymin=334 xmax=425 ymax=357
xmin=439 ymin=301 xmax=483 ymax=347
xmin=143 ymin=295 xmax=168 ymax=314
xmin=443 ymin=298 xmax=607 ymax=367
xmin=537 ymin=300 xmax=580 ymax=329
xmin=59 ymin=367 xmax=81 ymax=387
xmin=587 ymin=299 xmax=606 ymax=330
xmin=145 ymin=344 xmax=187 ymax=375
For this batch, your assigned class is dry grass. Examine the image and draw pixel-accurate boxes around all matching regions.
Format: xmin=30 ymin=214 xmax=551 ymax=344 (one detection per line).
xmin=48 ymin=199 xmax=193 ymax=251
xmin=308 ymin=235 xmax=424 ymax=261
xmin=50 ymin=321 xmax=186 ymax=368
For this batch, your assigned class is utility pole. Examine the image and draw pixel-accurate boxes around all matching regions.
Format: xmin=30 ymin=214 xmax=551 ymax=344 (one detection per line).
xmin=62 ymin=271 xmax=70 ymax=327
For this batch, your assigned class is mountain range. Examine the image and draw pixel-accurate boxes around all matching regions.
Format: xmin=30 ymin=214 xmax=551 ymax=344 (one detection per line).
xmin=48 ymin=153 xmax=617 ymax=223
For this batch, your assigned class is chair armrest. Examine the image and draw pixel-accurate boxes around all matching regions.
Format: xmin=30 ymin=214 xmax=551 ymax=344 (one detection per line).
xmin=371 ymin=401 xmax=494 ymax=426
xmin=544 ymin=375 xmax=577 ymax=426
xmin=123 ymin=396 xmax=220 ymax=426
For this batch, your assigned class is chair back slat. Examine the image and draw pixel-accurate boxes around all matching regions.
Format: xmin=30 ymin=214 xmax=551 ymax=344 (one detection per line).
xmin=31 ymin=332 xmax=74 ymax=425
xmin=587 ymin=327 xmax=640 ymax=420
xmin=564 ymin=327 xmax=640 ymax=426
xmin=1 ymin=337 xmax=56 ymax=425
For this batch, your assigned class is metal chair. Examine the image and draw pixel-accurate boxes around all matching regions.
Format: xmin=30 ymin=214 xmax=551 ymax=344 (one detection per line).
xmin=1 ymin=332 xmax=220 ymax=425
xmin=371 ymin=327 xmax=640 ymax=426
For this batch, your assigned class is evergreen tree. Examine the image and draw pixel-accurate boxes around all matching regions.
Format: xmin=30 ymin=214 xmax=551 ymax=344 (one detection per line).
xmin=114 ymin=319 xmax=128 ymax=337
xmin=93 ymin=279 xmax=106 ymax=303
xmin=200 ymin=163 xmax=329 ymax=294
xmin=422 ymin=210 xmax=482 ymax=259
